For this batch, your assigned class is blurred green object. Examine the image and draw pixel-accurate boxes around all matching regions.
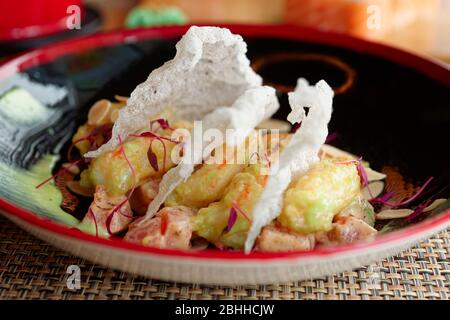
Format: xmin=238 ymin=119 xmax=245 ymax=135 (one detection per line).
xmin=125 ymin=6 xmax=187 ymax=28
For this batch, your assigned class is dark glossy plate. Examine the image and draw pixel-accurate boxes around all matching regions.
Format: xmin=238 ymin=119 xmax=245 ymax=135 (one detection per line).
xmin=0 ymin=25 xmax=449 ymax=284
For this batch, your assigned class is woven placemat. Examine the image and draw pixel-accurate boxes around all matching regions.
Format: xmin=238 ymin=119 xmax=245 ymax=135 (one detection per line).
xmin=0 ymin=216 xmax=448 ymax=300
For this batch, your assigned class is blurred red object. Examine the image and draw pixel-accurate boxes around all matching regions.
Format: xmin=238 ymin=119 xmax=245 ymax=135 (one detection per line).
xmin=0 ymin=0 xmax=84 ymax=41
xmin=284 ymin=0 xmax=439 ymax=41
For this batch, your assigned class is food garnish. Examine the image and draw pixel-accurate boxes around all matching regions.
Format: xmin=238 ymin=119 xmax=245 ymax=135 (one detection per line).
xmin=245 ymin=79 xmax=334 ymax=253
xmin=104 ymin=134 xmax=135 ymax=235
xmin=35 ymin=158 xmax=84 ymax=189
xmin=371 ymin=176 xmax=433 ymax=208
xmin=227 ymin=207 xmax=238 ymax=232
xmin=88 ymin=208 xmax=99 ymax=237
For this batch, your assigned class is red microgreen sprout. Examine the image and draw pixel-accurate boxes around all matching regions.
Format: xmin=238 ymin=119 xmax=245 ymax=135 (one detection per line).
xmin=35 ymin=158 xmax=84 ymax=189
xmin=160 ymin=213 xmax=168 ymax=236
xmin=335 ymin=157 xmax=371 ymax=193
xmin=67 ymin=136 xmax=94 ymax=162
xmin=357 ymin=162 xmax=368 ymax=187
xmin=131 ymin=131 xmax=177 ymax=142
xmin=130 ymin=131 xmax=179 ymax=173
xmin=226 ymin=202 xmax=251 ymax=233
xmin=405 ymin=200 xmax=432 ymax=222
xmin=325 ymin=132 xmax=338 ymax=144
xmin=335 ymin=159 xmax=434 ymax=209
xmin=227 ymin=207 xmax=238 ymax=232
xmin=231 ymin=201 xmax=251 ymax=223
xmin=369 ymin=191 xmax=394 ymax=205
xmin=88 ymin=208 xmax=99 ymax=237
xmin=291 ymin=122 xmax=301 ymax=133
xmin=105 ymin=134 xmax=136 ymax=235
xmin=147 ymin=141 xmax=159 ymax=172
xmin=150 ymin=118 xmax=173 ymax=131
xmin=371 ymin=176 xmax=434 ymax=208
xmin=67 ymin=124 xmax=112 ymax=161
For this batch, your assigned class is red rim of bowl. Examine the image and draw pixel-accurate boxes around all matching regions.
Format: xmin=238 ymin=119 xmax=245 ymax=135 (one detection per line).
xmin=0 ymin=24 xmax=449 ymax=261
xmin=0 ymin=6 xmax=86 ymax=42
xmin=0 ymin=17 xmax=68 ymax=42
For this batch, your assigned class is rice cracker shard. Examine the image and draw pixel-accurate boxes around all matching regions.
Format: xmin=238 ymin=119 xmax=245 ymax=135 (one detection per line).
xmin=85 ymin=26 xmax=262 ymax=158
xmin=244 ymin=79 xmax=334 ymax=253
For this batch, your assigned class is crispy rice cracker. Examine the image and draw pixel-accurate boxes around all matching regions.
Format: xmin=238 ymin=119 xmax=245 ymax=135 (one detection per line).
xmin=245 ymin=79 xmax=334 ymax=253
xmin=86 ymin=26 xmax=262 ymax=158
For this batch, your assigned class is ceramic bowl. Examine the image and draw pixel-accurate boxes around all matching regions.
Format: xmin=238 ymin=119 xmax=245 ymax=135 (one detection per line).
xmin=0 ymin=25 xmax=449 ymax=285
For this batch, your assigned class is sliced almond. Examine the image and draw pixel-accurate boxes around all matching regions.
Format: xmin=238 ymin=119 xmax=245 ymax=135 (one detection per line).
xmin=365 ymin=167 xmax=386 ymax=182
xmin=88 ymin=99 xmax=112 ymax=126
xmin=376 ymin=208 xmax=413 ymax=220
xmin=110 ymin=108 xmax=120 ymax=123
xmin=257 ymin=118 xmax=291 ymax=132
xmin=114 ymin=95 xmax=129 ymax=103
xmin=320 ymin=144 xmax=356 ymax=161
xmin=66 ymin=180 xmax=95 ymax=197
xmin=61 ymin=163 xmax=80 ymax=175
xmin=362 ymin=180 xmax=384 ymax=200
xmin=423 ymin=198 xmax=447 ymax=213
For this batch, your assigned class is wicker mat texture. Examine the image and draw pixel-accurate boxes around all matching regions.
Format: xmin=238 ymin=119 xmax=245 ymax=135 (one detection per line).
xmin=0 ymin=216 xmax=448 ymax=300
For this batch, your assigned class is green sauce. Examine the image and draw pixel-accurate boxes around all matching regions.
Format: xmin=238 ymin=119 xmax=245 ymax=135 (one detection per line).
xmin=0 ymin=155 xmax=79 ymax=226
